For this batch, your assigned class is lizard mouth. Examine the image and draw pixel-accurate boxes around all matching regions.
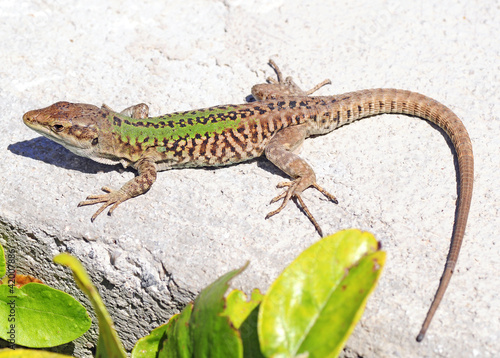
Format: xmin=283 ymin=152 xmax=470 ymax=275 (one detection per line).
xmin=23 ymin=110 xmax=69 ymax=146
xmin=23 ymin=110 xmax=50 ymax=135
xmin=23 ymin=111 xmax=63 ymax=143
xmin=22 ymin=107 xmax=109 ymax=162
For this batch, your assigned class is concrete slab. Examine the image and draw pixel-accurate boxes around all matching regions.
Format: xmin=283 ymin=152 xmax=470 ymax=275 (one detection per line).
xmin=0 ymin=0 xmax=498 ymax=357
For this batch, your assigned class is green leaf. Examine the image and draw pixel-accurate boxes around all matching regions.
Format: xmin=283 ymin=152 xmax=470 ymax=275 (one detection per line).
xmin=133 ymin=303 xmax=193 ymax=358
xmin=138 ymin=265 xmax=254 ymax=358
xmin=222 ymin=289 xmax=265 ymax=358
xmin=0 ymin=283 xmax=91 ymax=348
xmin=222 ymin=288 xmax=263 ymax=329
xmin=140 ymin=265 xmax=249 ymax=358
xmin=53 ymin=253 xmax=127 ymax=358
xmin=0 ymin=244 xmax=5 ymax=278
xmin=132 ymin=322 xmax=170 ymax=358
xmin=301 ymin=250 xmax=385 ymax=357
xmin=157 ymin=303 xmax=193 ymax=358
xmin=258 ymin=229 xmax=385 ymax=357
xmin=239 ymin=302 xmax=265 ymax=358
xmin=0 ymin=348 xmax=74 ymax=357
xmin=189 ymin=264 xmax=247 ymax=358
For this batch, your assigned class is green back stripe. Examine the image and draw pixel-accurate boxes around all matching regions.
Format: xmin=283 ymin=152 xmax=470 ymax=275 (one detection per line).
xmin=113 ymin=105 xmax=244 ymax=145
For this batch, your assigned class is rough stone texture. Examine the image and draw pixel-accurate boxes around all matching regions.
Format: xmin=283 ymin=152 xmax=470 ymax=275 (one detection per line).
xmin=0 ymin=0 xmax=498 ymax=357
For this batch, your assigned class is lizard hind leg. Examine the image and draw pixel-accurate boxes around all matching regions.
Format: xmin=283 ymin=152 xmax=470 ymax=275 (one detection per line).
xmin=264 ymin=125 xmax=338 ymax=236
xmin=251 ymin=59 xmax=331 ymax=100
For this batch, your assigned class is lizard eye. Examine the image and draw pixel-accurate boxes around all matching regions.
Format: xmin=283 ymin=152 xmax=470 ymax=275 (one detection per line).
xmin=91 ymin=138 xmax=99 ymax=146
xmin=52 ymin=124 xmax=64 ymax=132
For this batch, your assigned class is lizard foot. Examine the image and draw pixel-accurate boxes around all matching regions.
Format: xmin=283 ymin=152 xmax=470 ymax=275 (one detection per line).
xmin=252 ymin=59 xmax=331 ymax=100
xmin=78 ymin=186 xmax=130 ymax=222
xmin=265 ymin=180 xmax=338 ymax=236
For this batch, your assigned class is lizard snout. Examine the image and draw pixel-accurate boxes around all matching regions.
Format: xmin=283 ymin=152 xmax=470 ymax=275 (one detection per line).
xmin=23 ymin=109 xmax=41 ymax=128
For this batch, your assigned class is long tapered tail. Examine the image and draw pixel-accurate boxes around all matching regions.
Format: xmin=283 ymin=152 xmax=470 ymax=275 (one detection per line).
xmin=328 ymin=89 xmax=473 ymax=340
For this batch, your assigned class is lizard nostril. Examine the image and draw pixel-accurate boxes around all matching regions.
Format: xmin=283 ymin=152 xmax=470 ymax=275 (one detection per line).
xmin=22 ymin=112 xmax=32 ymax=123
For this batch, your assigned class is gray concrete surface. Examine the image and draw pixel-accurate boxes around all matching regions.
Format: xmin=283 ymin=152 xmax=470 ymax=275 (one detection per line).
xmin=0 ymin=0 xmax=499 ymax=357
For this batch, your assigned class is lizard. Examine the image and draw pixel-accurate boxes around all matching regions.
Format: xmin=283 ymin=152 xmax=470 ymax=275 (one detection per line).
xmin=23 ymin=59 xmax=473 ymax=341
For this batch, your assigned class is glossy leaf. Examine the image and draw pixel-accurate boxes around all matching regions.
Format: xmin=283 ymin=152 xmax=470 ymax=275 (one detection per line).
xmin=135 ymin=264 xmax=249 ymax=358
xmin=301 ymin=250 xmax=385 ymax=357
xmin=0 ymin=348 xmax=73 ymax=357
xmin=132 ymin=321 xmax=171 ymax=358
xmin=239 ymin=302 xmax=265 ymax=358
xmin=222 ymin=288 xmax=263 ymax=329
xmin=157 ymin=303 xmax=193 ymax=358
xmin=223 ymin=288 xmax=265 ymax=358
xmin=133 ymin=303 xmax=193 ymax=358
xmin=258 ymin=229 xmax=384 ymax=357
xmin=189 ymin=264 xmax=247 ymax=358
xmin=53 ymin=253 xmax=127 ymax=358
xmin=0 ymin=244 xmax=5 ymax=278
xmin=0 ymin=283 xmax=91 ymax=348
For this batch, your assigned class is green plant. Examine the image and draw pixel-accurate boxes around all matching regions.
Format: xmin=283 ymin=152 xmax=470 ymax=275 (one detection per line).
xmin=0 ymin=229 xmax=385 ymax=357
xmin=132 ymin=229 xmax=385 ymax=358
xmin=0 ymin=244 xmax=91 ymax=349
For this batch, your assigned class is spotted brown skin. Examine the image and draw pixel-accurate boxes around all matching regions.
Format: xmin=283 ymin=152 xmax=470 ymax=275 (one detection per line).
xmin=23 ymin=60 xmax=473 ymax=342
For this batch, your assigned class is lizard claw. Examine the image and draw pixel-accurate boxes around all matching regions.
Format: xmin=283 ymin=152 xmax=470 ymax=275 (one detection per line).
xmin=266 ymin=181 xmax=298 ymax=217
xmin=251 ymin=59 xmax=332 ymax=100
xmin=265 ymin=180 xmax=338 ymax=237
xmin=78 ymin=187 xmax=129 ymax=222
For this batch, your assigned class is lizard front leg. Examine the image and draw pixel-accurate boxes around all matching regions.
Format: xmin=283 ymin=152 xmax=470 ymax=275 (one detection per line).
xmin=264 ymin=125 xmax=337 ymax=236
xmin=78 ymin=157 xmax=157 ymax=221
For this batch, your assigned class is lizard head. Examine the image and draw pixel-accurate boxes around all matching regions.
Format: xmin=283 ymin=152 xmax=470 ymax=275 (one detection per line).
xmin=23 ymin=101 xmax=104 ymax=159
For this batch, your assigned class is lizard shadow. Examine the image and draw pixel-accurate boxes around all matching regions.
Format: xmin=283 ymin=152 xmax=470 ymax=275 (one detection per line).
xmin=8 ymin=137 xmax=119 ymax=174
